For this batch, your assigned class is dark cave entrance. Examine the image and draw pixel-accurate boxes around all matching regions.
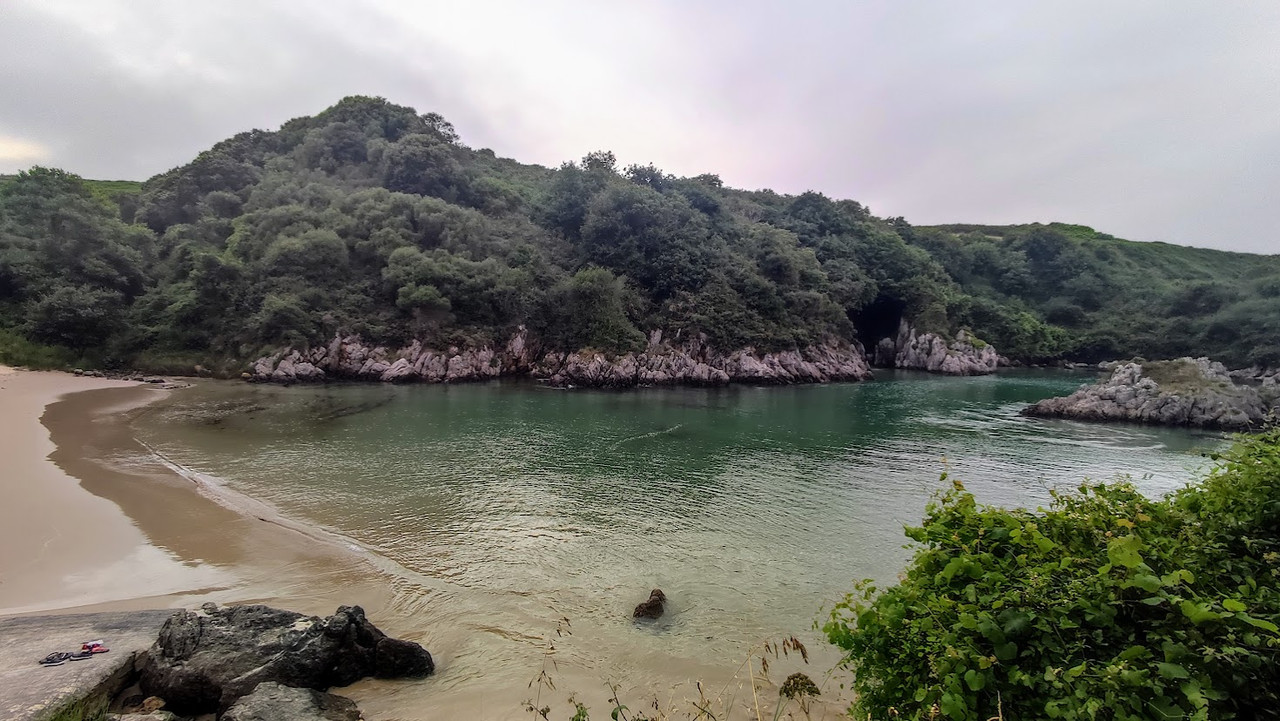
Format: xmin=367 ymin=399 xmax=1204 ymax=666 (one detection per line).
xmin=851 ymin=295 xmax=906 ymax=363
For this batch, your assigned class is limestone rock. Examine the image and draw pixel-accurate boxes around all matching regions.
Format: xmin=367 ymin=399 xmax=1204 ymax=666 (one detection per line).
xmin=220 ymin=682 xmax=362 ymax=721
xmin=246 ymin=327 xmax=873 ymax=388
xmin=139 ymin=603 xmax=432 ymax=715
xmin=1022 ymin=357 xmax=1277 ymax=430
xmin=875 ymin=321 xmax=1003 ymax=375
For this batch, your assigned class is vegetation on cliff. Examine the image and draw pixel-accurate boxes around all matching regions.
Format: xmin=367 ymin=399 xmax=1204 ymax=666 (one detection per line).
xmin=824 ymin=429 xmax=1280 ymax=720
xmin=2 ymin=96 xmax=1278 ymax=371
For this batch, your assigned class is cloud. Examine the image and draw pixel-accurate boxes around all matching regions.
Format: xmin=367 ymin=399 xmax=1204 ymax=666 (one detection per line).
xmin=0 ymin=136 xmax=48 ymax=166
xmin=0 ymin=0 xmax=1277 ymax=253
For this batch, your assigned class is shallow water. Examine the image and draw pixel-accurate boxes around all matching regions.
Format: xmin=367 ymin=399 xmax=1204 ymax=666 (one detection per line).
xmin=129 ymin=370 xmax=1225 ymax=717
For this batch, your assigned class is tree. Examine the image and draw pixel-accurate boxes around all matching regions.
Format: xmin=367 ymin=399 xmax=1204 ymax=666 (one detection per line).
xmin=548 ymin=267 xmax=643 ymax=351
xmin=25 ymin=285 xmax=125 ymax=348
xmin=382 ymin=134 xmax=473 ymax=203
xmin=581 ymin=150 xmax=617 ymax=174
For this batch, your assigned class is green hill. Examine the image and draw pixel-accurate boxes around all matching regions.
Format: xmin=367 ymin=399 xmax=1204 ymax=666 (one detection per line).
xmin=1 ymin=96 xmax=1277 ymax=372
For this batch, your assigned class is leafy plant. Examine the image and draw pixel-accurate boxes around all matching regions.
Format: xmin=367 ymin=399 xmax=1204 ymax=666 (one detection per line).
xmin=823 ymin=430 xmax=1280 ymax=720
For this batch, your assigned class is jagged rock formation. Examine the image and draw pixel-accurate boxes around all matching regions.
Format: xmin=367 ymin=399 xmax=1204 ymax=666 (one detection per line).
xmin=1022 ymin=357 xmax=1279 ymax=430
xmin=1230 ymin=366 xmax=1280 ymax=387
xmin=139 ymin=603 xmax=432 ymax=715
xmin=247 ymin=328 xmax=537 ymax=385
xmin=246 ymin=328 xmax=873 ymax=388
xmin=873 ymin=321 xmax=1003 ymax=375
xmin=535 ymin=331 xmax=872 ymax=388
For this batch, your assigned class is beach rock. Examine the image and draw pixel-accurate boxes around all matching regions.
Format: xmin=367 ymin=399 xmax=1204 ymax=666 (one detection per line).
xmin=115 ymin=694 xmax=171 ymax=716
xmin=220 ymin=682 xmax=361 ymax=721
xmin=107 ymin=713 xmax=178 ymax=721
xmin=633 ymin=589 xmax=667 ymax=619
xmin=1022 ymin=357 xmax=1278 ymax=430
xmin=874 ymin=321 xmax=1003 ymax=375
xmin=380 ymin=357 xmax=416 ymax=383
xmin=139 ymin=603 xmax=432 ymax=715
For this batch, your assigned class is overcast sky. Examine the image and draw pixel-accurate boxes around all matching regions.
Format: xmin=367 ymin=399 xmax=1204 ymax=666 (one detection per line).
xmin=2 ymin=1 xmax=1277 ymax=253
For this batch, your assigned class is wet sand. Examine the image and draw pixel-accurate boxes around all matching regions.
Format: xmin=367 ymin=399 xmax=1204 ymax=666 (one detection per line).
xmin=0 ymin=369 xmax=196 ymax=613
xmin=0 ymin=368 xmax=403 ymax=617
xmin=0 ymin=369 xmax=846 ymax=719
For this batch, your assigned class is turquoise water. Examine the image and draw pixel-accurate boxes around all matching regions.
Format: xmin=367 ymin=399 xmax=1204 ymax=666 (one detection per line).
xmin=131 ymin=370 xmax=1225 ymax=709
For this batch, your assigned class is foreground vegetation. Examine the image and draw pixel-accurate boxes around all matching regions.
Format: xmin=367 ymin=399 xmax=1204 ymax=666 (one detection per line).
xmin=2 ymin=96 xmax=1279 ymax=373
xmin=824 ymin=429 xmax=1280 ymax=720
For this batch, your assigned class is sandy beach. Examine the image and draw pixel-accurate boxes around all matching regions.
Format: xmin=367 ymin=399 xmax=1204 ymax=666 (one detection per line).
xmin=0 ymin=367 xmax=193 ymax=613
xmin=0 ymin=367 xmax=388 ymax=616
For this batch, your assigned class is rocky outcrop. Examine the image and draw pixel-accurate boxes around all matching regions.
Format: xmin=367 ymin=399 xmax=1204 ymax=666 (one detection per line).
xmin=139 ymin=603 xmax=432 ymax=715
xmin=1230 ymin=366 xmax=1280 ymax=386
xmin=246 ymin=329 xmax=536 ymax=385
xmin=220 ymin=682 xmax=361 ymax=721
xmin=633 ymin=589 xmax=667 ymax=619
xmin=533 ymin=331 xmax=871 ymax=388
xmin=247 ymin=328 xmax=873 ymax=388
xmin=1022 ymin=357 xmax=1279 ymax=430
xmin=873 ymin=322 xmax=1003 ymax=375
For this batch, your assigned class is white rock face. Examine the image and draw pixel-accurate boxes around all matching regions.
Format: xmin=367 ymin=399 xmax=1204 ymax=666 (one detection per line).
xmin=1023 ymin=357 xmax=1278 ymax=430
xmin=874 ymin=321 xmax=1004 ymax=375
xmin=247 ymin=327 xmax=873 ymax=388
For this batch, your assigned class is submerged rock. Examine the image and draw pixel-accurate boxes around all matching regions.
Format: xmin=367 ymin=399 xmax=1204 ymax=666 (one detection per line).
xmin=220 ymin=682 xmax=362 ymax=721
xmin=139 ymin=603 xmax=432 ymax=715
xmin=633 ymin=589 xmax=667 ymax=619
xmin=1022 ymin=357 xmax=1278 ymax=430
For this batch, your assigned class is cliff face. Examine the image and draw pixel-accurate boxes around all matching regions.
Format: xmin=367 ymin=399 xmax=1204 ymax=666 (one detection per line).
xmin=873 ymin=321 xmax=1004 ymax=375
xmin=1022 ymin=357 xmax=1279 ymax=430
xmin=247 ymin=328 xmax=873 ymax=387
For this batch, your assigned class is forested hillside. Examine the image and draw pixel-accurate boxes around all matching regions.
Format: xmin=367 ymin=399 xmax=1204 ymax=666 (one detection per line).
xmin=1 ymin=96 xmax=1277 ymax=373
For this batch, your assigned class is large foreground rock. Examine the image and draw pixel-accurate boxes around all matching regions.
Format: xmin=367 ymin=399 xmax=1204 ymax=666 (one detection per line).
xmin=1022 ymin=357 xmax=1279 ymax=430
xmin=873 ymin=321 xmax=1003 ymax=375
xmin=221 ymin=682 xmax=362 ymax=721
xmin=247 ymin=328 xmax=874 ymax=388
xmin=139 ymin=603 xmax=432 ymax=714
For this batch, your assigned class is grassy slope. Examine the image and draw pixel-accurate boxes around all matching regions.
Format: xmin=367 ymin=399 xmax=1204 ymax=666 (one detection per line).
xmin=928 ymin=222 xmax=1280 ymax=278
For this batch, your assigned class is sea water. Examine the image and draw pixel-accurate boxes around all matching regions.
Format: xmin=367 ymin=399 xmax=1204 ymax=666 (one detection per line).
xmin=129 ymin=370 xmax=1225 ymax=716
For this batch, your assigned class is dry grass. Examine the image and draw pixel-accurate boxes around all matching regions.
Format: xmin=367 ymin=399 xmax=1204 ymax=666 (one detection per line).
xmin=1141 ymin=358 xmax=1232 ymax=393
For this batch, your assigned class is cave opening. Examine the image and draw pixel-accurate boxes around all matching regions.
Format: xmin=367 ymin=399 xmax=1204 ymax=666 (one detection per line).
xmin=851 ymin=295 xmax=906 ymax=359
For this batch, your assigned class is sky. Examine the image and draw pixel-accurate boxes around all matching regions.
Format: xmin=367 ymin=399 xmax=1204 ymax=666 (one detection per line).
xmin=1 ymin=1 xmax=1277 ymax=253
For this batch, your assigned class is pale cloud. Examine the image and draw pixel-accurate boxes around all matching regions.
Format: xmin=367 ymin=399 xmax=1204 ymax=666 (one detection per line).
xmin=0 ymin=136 xmax=48 ymax=166
xmin=1 ymin=1 xmax=1277 ymax=253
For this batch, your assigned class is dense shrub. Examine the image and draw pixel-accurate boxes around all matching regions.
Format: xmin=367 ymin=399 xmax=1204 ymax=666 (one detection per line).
xmin=824 ymin=430 xmax=1280 ymax=720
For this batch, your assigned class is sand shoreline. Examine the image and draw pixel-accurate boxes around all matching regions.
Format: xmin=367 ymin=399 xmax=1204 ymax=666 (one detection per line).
xmin=0 ymin=368 xmax=176 ymax=614
xmin=0 ymin=369 xmax=393 ymax=618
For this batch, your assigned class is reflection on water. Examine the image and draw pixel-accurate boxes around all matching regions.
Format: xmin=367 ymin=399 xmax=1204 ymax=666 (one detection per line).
xmin=131 ymin=370 xmax=1225 ymax=715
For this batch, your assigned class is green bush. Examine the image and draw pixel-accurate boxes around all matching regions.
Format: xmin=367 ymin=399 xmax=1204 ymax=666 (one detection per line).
xmin=0 ymin=327 xmax=78 ymax=368
xmin=824 ymin=430 xmax=1280 ymax=720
